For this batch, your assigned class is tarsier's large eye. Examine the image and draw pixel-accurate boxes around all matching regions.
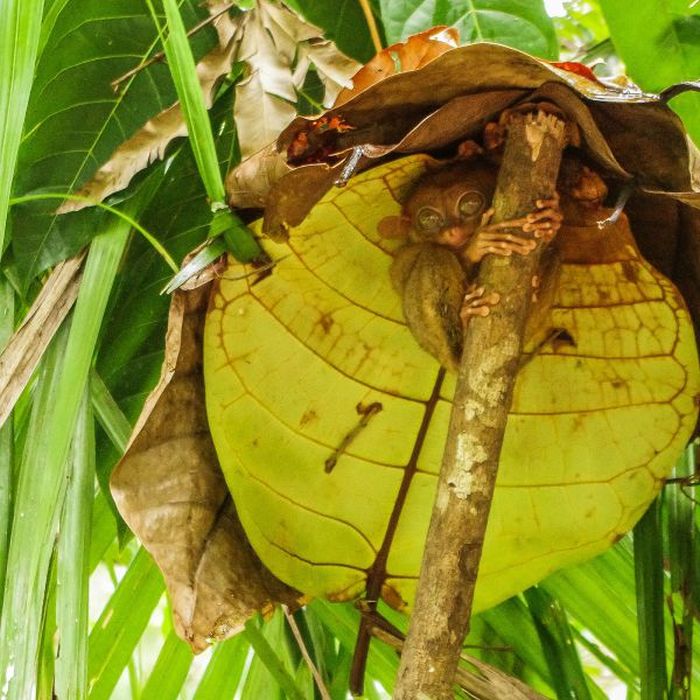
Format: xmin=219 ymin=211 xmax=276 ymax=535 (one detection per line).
xmin=416 ymin=207 xmax=444 ymax=231
xmin=458 ymin=191 xmax=485 ymax=218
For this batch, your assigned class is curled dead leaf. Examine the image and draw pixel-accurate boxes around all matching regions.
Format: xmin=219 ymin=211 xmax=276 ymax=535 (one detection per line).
xmin=110 ymin=275 xmax=297 ymax=652
xmin=334 ymin=26 xmax=459 ymax=106
xmin=226 ymin=41 xmax=700 ymax=248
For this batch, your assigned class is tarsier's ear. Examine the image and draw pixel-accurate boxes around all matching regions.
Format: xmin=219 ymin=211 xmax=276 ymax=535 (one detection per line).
xmin=378 ymin=214 xmax=412 ymax=239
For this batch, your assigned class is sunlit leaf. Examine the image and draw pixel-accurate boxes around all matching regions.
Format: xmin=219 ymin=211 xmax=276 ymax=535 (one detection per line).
xmin=378 ymin=0 xmax=558 ymax=58
xmin=599 ymin=0 xmax=700 ymax=144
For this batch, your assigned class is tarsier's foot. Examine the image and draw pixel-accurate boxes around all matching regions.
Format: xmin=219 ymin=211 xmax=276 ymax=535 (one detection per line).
xmin=460 ymin=285 xmax=501 ymax=324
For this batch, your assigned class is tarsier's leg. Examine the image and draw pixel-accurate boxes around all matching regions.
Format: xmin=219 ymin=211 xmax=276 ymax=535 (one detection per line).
xmin=391 ymin=243 xmax=466 ymax=371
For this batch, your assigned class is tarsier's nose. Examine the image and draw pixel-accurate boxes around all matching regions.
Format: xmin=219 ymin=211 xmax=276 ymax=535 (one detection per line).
xmin=439 ymin=225 xmax=470 ymax=248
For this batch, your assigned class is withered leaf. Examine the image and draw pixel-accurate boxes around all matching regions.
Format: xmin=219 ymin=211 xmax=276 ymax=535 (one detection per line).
xmin=0 ymin=254 xmax=84 ymax=428
xmin=110 ymin=275 xmax=297 ymax=652
xmin=234 ymin=0 xmax=360 ymax=160
xmin=334 ymin=26 xmax=459 ymax=106
xmin=57 ymin=9 xmax=241 ymax=215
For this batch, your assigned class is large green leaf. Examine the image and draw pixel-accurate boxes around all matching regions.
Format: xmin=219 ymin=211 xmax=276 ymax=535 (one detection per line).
xmin=379 ymin=0 xmax=558 ymax=58
xmin=599 ymin=0 xmax=700 ymax=145
xmin=11 ymin=0 xmax=215 ymax=285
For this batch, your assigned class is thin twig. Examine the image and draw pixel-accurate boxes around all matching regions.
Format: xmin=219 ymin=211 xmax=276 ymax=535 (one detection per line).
xmin=110 ymin=3 xmax=235 ymax=91
xmin=357 ymin=0 xmax=383 ymax=54
xmin=282 ymin=605 xmax=331 ymax=700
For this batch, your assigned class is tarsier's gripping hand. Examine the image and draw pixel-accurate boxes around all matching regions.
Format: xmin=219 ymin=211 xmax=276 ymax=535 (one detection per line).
xmin=461 ymin=195 xmax=562 ymax=265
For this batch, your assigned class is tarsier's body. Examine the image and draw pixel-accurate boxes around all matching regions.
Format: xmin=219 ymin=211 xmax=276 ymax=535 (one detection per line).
xmin=382 ymin=159 xmax=563 ymax=370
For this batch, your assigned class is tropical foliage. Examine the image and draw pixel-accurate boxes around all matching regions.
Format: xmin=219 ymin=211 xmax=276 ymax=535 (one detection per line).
xmin=1 ymin=0 xmax=699 ymax=698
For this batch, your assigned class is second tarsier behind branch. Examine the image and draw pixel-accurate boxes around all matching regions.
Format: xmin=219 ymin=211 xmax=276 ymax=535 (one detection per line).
xmin=379 ymin=158 xmax=562 ymax=370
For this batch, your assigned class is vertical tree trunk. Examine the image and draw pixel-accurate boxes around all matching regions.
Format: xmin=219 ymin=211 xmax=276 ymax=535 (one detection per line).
xmin=393 ymin=109 xmax=567 ymax=699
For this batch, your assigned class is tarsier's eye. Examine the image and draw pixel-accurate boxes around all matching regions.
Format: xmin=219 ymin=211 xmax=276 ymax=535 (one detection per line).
xmin=458 ymin=191 xmax=485 ymax=218
xmin=416 ymin=207 xmax=444 ymax=231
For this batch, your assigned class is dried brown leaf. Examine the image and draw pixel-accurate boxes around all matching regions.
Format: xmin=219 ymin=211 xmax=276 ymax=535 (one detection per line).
xmin=233 ymin=1 xmax=360 ymax=159
xmin=60 ymin=1 xmax=358 ymax=213
xmin=0 ymin=254 xmax=84 ymax=427
xmin=334 ymin=26 xmax=459 ymax=107
xmin=111 ymin=278 xmax=297 ymax=652
xmin=57 ymin=9 xmax=241 ymax=215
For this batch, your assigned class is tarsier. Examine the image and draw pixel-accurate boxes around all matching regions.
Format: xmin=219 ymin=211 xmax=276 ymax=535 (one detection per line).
xmin=380 ymin=156 xmax=563 ymax=370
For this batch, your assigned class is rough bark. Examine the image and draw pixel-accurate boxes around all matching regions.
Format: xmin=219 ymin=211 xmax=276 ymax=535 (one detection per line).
xmin=393 ymin=110 xmax=567 ymax=699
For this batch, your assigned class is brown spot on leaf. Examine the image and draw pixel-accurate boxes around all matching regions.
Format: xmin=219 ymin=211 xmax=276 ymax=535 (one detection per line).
xmin=299 ymin=409 xmax=318 ymax=426
xmin=318 ymin=312 xmax=334 ymax=333
xmin=325 ymin=402 xmax=383 ymax=473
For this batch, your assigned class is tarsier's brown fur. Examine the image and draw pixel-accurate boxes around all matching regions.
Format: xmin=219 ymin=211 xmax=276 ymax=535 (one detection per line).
xmin=381 ymin=155 xmax=603 ymax=371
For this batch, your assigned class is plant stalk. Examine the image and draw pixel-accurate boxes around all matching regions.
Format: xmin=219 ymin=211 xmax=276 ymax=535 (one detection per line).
xmin=393 ymin=109 xmax=567 ymax=699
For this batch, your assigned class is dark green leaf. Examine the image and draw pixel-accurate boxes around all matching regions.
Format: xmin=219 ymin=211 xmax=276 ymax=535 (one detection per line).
xmin=12 ymin=0 xmax=215 ymax=284
xmin=283 ymin=0 xmax=379 ymax=62
xmin=524 ymin=586 xmax=593 ymax=700
xmin=633 ymin=501 xmax=668 ymax=700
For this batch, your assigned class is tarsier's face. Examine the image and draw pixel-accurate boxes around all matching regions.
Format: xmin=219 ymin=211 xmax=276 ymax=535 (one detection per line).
xmin=404 ymin=163 xmax=497 ymax=248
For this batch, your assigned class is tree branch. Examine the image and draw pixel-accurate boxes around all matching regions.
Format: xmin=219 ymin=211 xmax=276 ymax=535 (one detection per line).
xmin=393 ymin=109 xmax=567 ymax=699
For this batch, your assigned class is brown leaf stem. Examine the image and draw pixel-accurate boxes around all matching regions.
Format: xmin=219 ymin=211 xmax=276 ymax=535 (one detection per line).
xmin=393 ymin=109 xmax=567 ymax=699
xmin=0 ymin=253 xmax=84 ymax=428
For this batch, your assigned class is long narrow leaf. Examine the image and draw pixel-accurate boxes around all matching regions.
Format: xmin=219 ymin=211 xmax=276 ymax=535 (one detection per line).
xmin=154 ymin=0 xmax=262 ymax=263
xmin=633 ymin=501 xmax=668 ymax=700
xmin=90 ymin=369 xmax=132 ymax=454
xmin=89 ymin=492 xmax=118 ymax=574
xmin=192 ymin=634 xmax=250 ymax=700
xmin=243 ymin=616 xmax=306 ymax=700
xmin=87 ymin=548 xmax=164 ymax=700
xmin=55 ymin=391 xmax=94 ymax=699
xmin=0 ymin=276 xmax=14 ymax=606
xmin=543 ymin=544 xmax=640 ymax=676
xmin=156 ymin=0 xmax=226 ymax=204
xmin=0 ymin=0 xmax=45 ymax=254
xmin=0 ymin=323 xmax=68 ymax=698
xmin=524 ymin=586 xmax=594 ymax=700
xmin=0 ymin=222 xmax=129 ymax=698
xmin=667 ymin=446 xmax=696 ymax=698
xmin=139 ymin=629 xmax=192 ymax=699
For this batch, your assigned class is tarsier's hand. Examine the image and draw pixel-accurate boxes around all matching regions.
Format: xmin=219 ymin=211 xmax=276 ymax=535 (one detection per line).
xmin=463 ymin=194 xmax=562 ymax=264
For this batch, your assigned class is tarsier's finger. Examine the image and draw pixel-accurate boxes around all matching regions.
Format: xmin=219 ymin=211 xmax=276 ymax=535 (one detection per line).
xmin=477 ymin=235 xmax=536 ymax=257
xmin=463 ymin=285 xmax=485 ymax=303
xmin=526 ymin=207 xmax=562 ymax=224
xmin=480 ymin=207 xmax=495 ymax=227
xmin=482 ymin=217 xmax=531 ymax=231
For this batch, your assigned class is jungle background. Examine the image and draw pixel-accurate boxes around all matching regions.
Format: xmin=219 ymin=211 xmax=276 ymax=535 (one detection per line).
xmin=1 ymin=0 xmax=700 ymax=698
